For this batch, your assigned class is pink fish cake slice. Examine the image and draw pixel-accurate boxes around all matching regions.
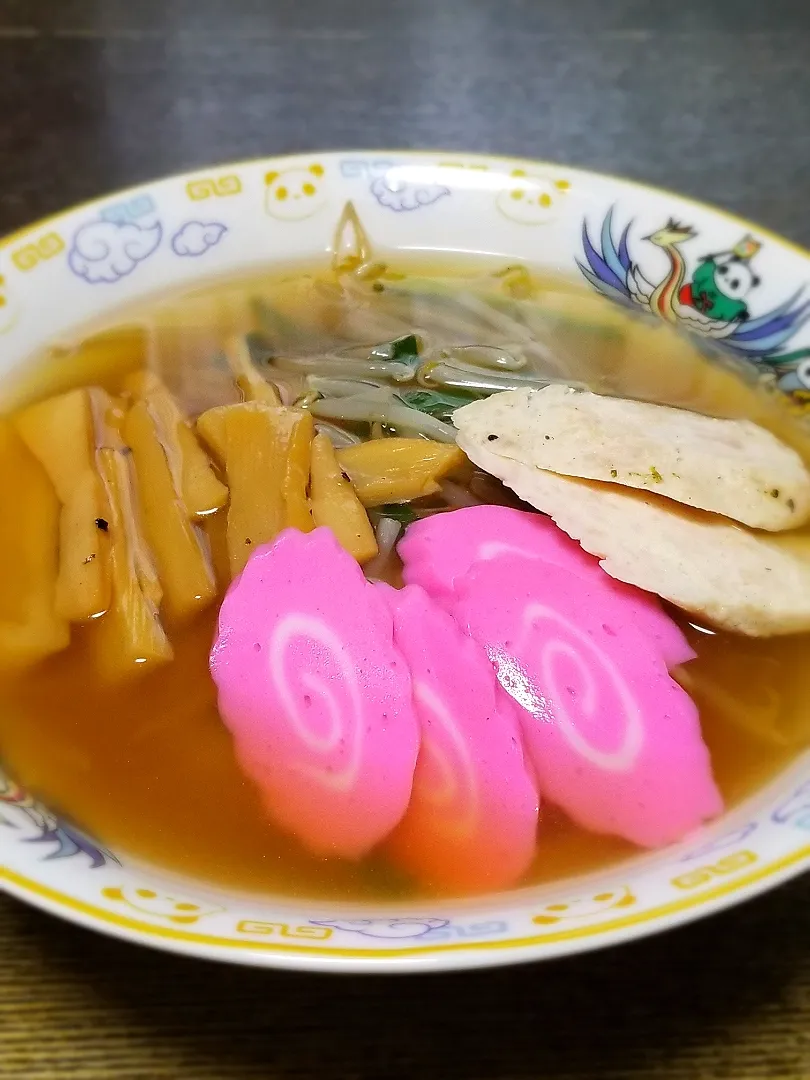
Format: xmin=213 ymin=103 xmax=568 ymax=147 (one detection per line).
xmin=400 ymin=505 xmax=694 ymax=668
xmin=454 ymin=556 xmax=722 ymax=848
xmin=210 ymin=527 xmax=420 ymax=859
xmin=400 ymin=505 xmax=589 ymax=607
xmin=376 ymin=582 xmax=540 ymax=893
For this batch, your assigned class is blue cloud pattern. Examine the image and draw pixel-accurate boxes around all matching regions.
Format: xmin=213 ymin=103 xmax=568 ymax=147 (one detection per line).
xmin=370 ymin=170 xmax=450 ymax=212
xmin=171 ymin=220 xmax=228 ymax=257
xmin=310 ymin=917 xmax=449 ymax=939
xmin=68 ymin=218 xmax=162 ymax=284
xmin=772 ymin=780 xmax=810 ymax=831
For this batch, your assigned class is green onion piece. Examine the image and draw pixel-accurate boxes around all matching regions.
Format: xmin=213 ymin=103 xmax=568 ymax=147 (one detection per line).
xmin=310 ymin=391 xmax=457 ymax=442
xmin=368 ymin=334 xmax=422 ymax=367
xmin=398 ymin=388 xmax=479 ymax=422
xmin=377 ymin=504 xmax=421 ymax=526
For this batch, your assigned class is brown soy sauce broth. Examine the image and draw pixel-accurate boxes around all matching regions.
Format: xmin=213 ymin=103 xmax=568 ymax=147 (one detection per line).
xmin=0 ymin=258 xmax=808 ymax=901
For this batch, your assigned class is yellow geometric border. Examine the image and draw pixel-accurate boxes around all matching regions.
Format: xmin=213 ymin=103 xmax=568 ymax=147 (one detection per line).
xmin=2 ymin=845 xmax=808 ymax=958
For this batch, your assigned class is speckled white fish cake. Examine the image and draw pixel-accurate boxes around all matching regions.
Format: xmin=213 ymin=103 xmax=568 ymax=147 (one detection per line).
xmin=457 ymin=432 xmax=810 ymax=637
xmin=453 ymin=386 xmax=810 ymax=531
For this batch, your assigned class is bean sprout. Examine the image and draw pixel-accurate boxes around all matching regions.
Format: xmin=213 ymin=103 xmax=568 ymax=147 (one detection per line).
xmin=310 ymin=391 xmax=457 ymax=442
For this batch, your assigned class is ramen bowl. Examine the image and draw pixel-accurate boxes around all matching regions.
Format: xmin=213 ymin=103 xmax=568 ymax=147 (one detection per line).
xmin=0 ymin=151 xmax=808 ymax=973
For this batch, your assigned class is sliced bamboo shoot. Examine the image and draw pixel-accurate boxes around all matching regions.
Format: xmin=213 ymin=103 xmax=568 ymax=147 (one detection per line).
xmin=96 ymin=390 xmax=128 ymax=448
xmin=197 ymin=402 xmax=314 ymax=576
xmin=224 ymin=336 xmax=281 ymax=405
xmin=195 ymin=404 xmax=230 ymax=462
xmin=125 ymin=371 xmax=228 ymax=517
xmin=277 ymin=407 xmax=315 ymax=533
xmin=15 ymin=388 xmax=95 ymax=503
xmin=203 ymin=507 xmax=232 ymax=590
xmin=336 ymin=438 xmax=467 ymax=507
xmin=92 ymin=448 xmax=172 ymax=679
xmin=124 ymin=401 xmax=218 ymax=623
xmin=197 ymin=402 xmax=284 ymax=576
xmin=55 ymin=470 xmax=112 ymax=621
xmin=8 ymin=325 xmax=147 ymax=412
xmin=114 ymin=450 xmax=163 ymax=616
xmin=15 ymin=388 xmax=113 ymax=621
xmin=310 ymin=432 xmax=378 ymax=563
xmin=0 ymin=421 xmax=69 ymax=668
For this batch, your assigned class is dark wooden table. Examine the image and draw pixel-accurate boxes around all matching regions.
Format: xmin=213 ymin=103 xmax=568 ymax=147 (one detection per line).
xmin=1 ymin=2 xmax=809 ymax=1077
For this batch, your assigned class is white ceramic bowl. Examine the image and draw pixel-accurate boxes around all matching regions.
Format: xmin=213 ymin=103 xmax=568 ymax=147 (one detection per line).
xmin=1 ymin=151 xmax=808 ymax=973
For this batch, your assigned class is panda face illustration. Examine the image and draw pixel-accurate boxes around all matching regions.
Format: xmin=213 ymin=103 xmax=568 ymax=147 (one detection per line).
xmin=713 ymin=254 xmax=759 ymax=301
xmin=264 ymin=164 xmax=328 ymax=221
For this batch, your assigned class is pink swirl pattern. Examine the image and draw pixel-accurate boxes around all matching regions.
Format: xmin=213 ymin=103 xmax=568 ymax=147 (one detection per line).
xmin=211 ymin=528 xmax=420 ymax=859
xmin=400 ymin=505 xmax=694 ymax=668
xmin=377 ymin=583 xmax=540 ymax=893
xmin=454 ymin=556 xmax=722 ymax=847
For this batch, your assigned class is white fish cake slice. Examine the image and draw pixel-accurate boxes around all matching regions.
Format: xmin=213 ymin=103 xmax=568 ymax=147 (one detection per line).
xmin=453 ymin=386 xmax=810 ymax=531
xmin=457 ymin=432 xmax=810 ymax=637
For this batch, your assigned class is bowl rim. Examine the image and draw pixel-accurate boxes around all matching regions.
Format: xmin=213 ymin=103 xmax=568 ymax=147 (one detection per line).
xmin=4 ymin=148 xmax=810 ymax=264
xmin=3 ymin=842 xmax=809 ymax=973
xmin=1 ymin=148 xmax=808 ymax=973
